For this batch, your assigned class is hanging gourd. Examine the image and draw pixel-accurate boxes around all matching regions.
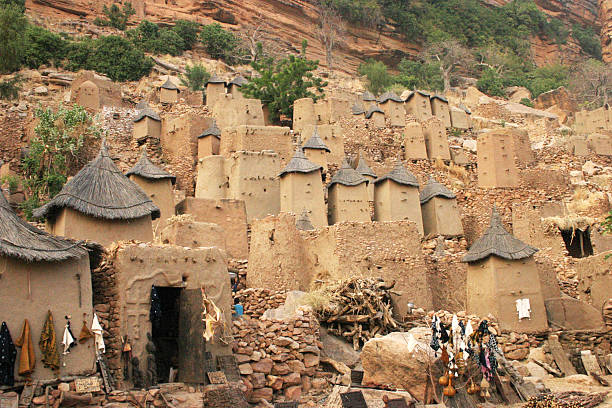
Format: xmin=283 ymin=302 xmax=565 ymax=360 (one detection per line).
xmin=443 ymin=376 xmax=456 ymax=397
xmin=480 ymin=377 xmax=490 ymax=398
xmin=467 ymin=379 xmax=480 ymax=395
xmin=438 ymin=373 xmax=449 ymax=386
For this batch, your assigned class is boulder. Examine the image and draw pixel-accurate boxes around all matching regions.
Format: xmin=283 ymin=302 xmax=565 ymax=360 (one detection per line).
xmin=262 ymin=291 xmax=308 ymax=320
xmin=361 ymin=328 xmax=435 ymax=401
xmin=320 ymin=328 xmax=361 ymax=368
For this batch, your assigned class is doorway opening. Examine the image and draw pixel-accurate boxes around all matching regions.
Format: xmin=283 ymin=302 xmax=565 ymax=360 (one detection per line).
xmin=151 ymin=286 xmax=182 ymax=383
xmin=560 ymin=227 xmax=593 ymax=258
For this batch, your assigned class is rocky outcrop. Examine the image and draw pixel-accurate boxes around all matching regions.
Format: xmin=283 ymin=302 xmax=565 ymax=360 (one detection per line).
xmin=600 ymin=0 xmax=612 ymax=62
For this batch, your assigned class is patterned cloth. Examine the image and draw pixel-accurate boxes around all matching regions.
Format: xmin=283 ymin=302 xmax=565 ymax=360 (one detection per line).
xmin=0 ymin=322 xmax=17 ymax=385
xmin=14 ymin=319 xmax=36 ymax=377
xmin=39 ymin=311 xmax=60 ymax=371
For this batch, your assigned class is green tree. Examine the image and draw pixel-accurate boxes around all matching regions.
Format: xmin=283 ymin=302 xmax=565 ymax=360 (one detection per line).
xmin=0 ymin=0 xmax=25 ymax=13
xmin=395 ymin=59 xmax=444 ymax=91
xmin=358 ymin=59 xmax=393 ymax=96
xmin=23 ymin=25 xmax=68 ymax=69
xmin=173 ymin=20 xmax=200 ymax=50
xmin=94 ymin=3 xmax=136 ymax=30
xmin=526 ymin=63 xmax=568 ymax=98
xmin=572 ymin=24 xmax=602 ymax=60
xmin=127 ymin=21 xmax=185 ymax=56
xmin=241 ymin=41 xmax=327 ymax=123
xmin=21 ymin=105 xmax=102 ymax=219
xmin=199 ymin=23 xmax=239 ymax=61
xmin=0 ymin=74 xmax=22 ymax=100
xmin=477 ymin=67 xmax=505 ymax=97
xmin=0 ymin=5 xmax=26 ymax=73
xmin=180 ymin=63 xmax=210 ymax=91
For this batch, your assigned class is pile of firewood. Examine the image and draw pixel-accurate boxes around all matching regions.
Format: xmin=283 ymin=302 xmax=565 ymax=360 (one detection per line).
xmin=314 ymin=277 xmax=399 ymax=350
xmin=524 ymin=392 xmax=608 ymax=408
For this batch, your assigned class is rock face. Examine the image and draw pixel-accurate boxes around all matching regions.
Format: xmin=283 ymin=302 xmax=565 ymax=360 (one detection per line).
xmin=360 ymin=328 xmax=435 ymax=401
xmin=600 ymin=0 xmax=612 ymax=62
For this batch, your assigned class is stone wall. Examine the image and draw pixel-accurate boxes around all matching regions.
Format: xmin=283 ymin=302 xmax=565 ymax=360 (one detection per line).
xmin=235 ymin=288 xmax=288 ymax=319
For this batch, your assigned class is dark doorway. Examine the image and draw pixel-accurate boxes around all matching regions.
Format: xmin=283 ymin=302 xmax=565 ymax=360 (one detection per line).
xmin=560 ymin=227 xmax=593 ymax=258
xmin=151 ymin=286 xmax=182 ymax=383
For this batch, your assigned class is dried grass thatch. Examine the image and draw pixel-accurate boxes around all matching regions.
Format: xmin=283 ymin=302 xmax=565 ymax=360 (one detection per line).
xmin=365 ymin=105 xmax=384 ymax=119
xmin=126 ymin=148 xmax=176 ymax=185
xmin=33 ymin=143 xmax=160 ymax=221
xmin=0 ymin=191 xmax=88 ymax=262
xmin=542 ymin=214 xmax=596 ymax=234
xmin=463 ymin=207 xmax=538 ymax=263
xmin=279 ymin=147 xmax=322 ymax=177
xmin=302 ymin=127 xmax=331 ymax=152
xmin=419 ymin=176 xmax=456 ymax=204
xmin=374 ymin=163 xmax=419 ymax=187
xmin=328 ymin=159 xmax=367 ymax=187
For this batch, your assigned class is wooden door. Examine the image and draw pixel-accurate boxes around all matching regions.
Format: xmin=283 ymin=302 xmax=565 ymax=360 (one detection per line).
xmin=178 ymin=289 xmax=207 ymax=383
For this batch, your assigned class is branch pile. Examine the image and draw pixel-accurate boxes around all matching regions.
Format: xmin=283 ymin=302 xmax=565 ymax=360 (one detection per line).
xmin=312 ymin=277 xmax=399 ymax=350
xmin=524 ymin=391 xmax=608 ymax=408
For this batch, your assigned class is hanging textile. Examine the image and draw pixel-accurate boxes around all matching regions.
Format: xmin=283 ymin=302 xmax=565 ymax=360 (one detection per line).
xmin=78 ymin=320 xmax=94 ymax=344
xmin=61 ymin=321 xmax=76 ymax=355
xmin=14 ymin=319 xmax=36 ymax=377
xmin=0 ymin=322 xmax=17 ymax=386
xmin=201 ymin=287 xmax=222 ymax=342
xmin=516 ymin=298 xmax=531 ymax=320
xmin=91 ymin=314 xmax=105 ymax=353
xmin=149 ymin=286 xmax=162 ymax=331
xmin=39 ymin=311 xmax=60 ymax=371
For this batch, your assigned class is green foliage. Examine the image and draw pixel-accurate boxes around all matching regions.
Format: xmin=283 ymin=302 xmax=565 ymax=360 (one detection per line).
xmin=395 ymin=58 xmax=443 ymax=92
xmin=0 ymin=74 xmax=22 ymax=100
xmin=0 ymin=0 xmax=24 ymax=13
xmin=172 ymin=20 xmax=200 ymax=50
xmin=572 ymin=24 xmax=602 ymax=60
xmin=127 ymin=20 xmax=185 ymax=56
xmin=519 ymin=97 xmax=534 ymax=107
xmin=358 ymin=59 xmax=393 ymax=96
xmin=477 ymin=68 xmax=505 ymax=97
xmin=180 ymin=63 xmax=210 ymax=92
xmin=94 ymin=3 xmax=135 ymax=30
xmin=199 ymin=23 xmax=239 ymax=62
xmin=0 ymin=5 xmax=26 ymax=73
xmin=241 ymin=42 xmax=327 ymax=123
xmin=66 ymin=35 xmax=153 ymax=82
xmin=21 ymin=105 xmax=102 ymax=219
xmin=525 ymin=63 xmax=568 ymax=98
xmin=322 ymin=0 xmax=382 ymax=26
xmin=23 ymin=25 xmax=67 ymax=69
xmin=0 ymin=174 xmax=19 ymax=193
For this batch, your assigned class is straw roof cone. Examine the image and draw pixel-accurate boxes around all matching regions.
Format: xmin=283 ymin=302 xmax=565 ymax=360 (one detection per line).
xmin=296 ymin=209 xmax=315 ymax=231
xmin=126 ymin=147 xmax=176 ymax=185
xmin=302 ymin=127 xmax=330 ymax=152
xmin=374 ymin=163 xmax=419 ymax=187
xmin=279 ymin=147 xmax=322 ymax=177
xmin=419 ymin=176 xmax=456 ymax=204
xmin=329 ymin=159 xmax=367 ymax=187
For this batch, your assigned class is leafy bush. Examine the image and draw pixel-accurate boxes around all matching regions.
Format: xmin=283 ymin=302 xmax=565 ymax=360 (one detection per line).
xmin=0 ymin=0 xmax=25 ymax=13
xmin=0 ymin=5 xmax=26 ymax=73
xmin=519 ymin=97 xmax=534 ymax=107
xmin=395 ymin=59 xmax=444 ymax=91
xmin=23 ymin=25 xmax=67 ymax=69
xmin=358 ymin=59 xmax=393 ymax=96
xmin=241 ymin=41 xmax=327 ymax=123
xmin=477 ymin=68 xmax=505 ymax=97
xmin=180 ymin=63 xmax=210 ymax=91
xmin=526 ymin=63 xmax=568 ymax=98
xmin=21 ymin=105 xmax=101 ymax=219
xmin=127 ymin=20 xmax=185 ymax=56
xmin=94 ymin=3 xmax=135 ymax=30
xmin=172 ymin=20 xmax=200 ymax=50
xmin=199 ymin=23 xmax=239 ymax=62
xmin=572 ymin=24 xmax=602 ymax=60
xmin=0 ymin=74 xmax=22 ymax=100
xmin=323 ymin=0 xmax=382 ymax=26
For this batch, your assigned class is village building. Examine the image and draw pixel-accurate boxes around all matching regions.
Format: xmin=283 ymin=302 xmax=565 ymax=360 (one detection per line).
xmin=295 ymin=208 xmax=315 ymax=231
xmin=404 ymin=91 xmax=433 ymax=121
xmin=355 ymin=156 xmax=377 ymax=201
xmin=160 ymin=216 xmax=226 ymax=252
xmin=197 ymin=120 xmax=221 ymax=159
xmin=352 ymin=101 xmax=366 ymax=116
xmin=205 ymin=74 xmax=226 ymax=108
xmin=279 ymin=147 xmax=327 ymax=228
xmin=126 ymin=148 xmax=176 ymax=230
xmin=373 ymin=163 xmax=423 ymax=236
xmin=33 ymin=143 xmax=159 ymax=247
xmin=422 ymin=117 xmax=451 ymax=160
xmin=587 ymin=133 xmax=612 ymax=156
xmin=0 ymin=191 xmax=96 ymax=381
xmin=404 ymin=122 xmax=428 ymax=160
xmin=378 ymin=92 xmax=405 ymax=127
xmin=220 ymin=125 xmax=293 ymax=163
xmin=430 ymin=95 xmax=452 ymax=128
xmin=361 ymin=91 xmax=376 ymax=103
xmin=365 ymin=105 xmax=385 ymax=128
xmin=214 ymin=97 xmax=265 ymax=129
xmin=71 ymin=70 xmax=123 ymax=110
xmin=450 ymin=105 xmax=472 ymax=129
xmin=419 ymin=177 xmax=463 ymax=237
xmin=327 ymin=159 xmax=370 ymax=225
xmin=293 ymin=97 xmax=316 ymax=134
xmin=300 ymin=124 xmax=344 ymax=165
xmin=302 ymin=126 xmax=330 ymax=172
xmin=76 ymin=80 xmax=99 ymax=111
xmin=159 ymin=78 xmax=179 ymax=104
xmin=477 ymin=131 xmax=519 ymax=188
xmin=567 ymin=136 xmax=589 ymax=156
xmin=463 ymin=207 xmax=548 ymax=333
xmin=228 ymin=75 xmax=247 ymax=99
xmin=133 ymin=104 xmax=161 ymax=142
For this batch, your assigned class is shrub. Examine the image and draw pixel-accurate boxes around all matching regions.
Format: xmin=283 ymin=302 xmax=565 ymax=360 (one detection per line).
xmin=395 ymin=58 xmax=444 ymax=91
xmin=94 ymin=3 xmax=135 ymax=30
xmin=477 ymin=68 xmax=505 ymax=97
xmin=526 ymin=63 xmax=568 ymax=98
xmin=241 ymin=41 xmax=327 ymax=123
xmin=572 ymin=24 xmax=602 ymax=60
xmin=0 ymin=5 xmax=26 ymax=73
xmin=199 ymin=23 xmax=239 ymax=61
xmin=0 ymin=0 xmax=25 ymax=13
xmin=172 ymin=20 xmax=200 ymax=50
xmin=21 ymin=105 xmax=102 ymax=219
xmin=358 ymin=59 xmax=393 ymax=96
xmin=519 ymin=97 xmax=534 ymax=107
xmin=0 ymin=74 xmax=22 ymax=100
xmin=180 ymin=63 xmax=210 ymax=91
xmin=127 ymin=21 xmax=185 ymax=56
xmin=23 ymin=25 xmax=68 ymax=69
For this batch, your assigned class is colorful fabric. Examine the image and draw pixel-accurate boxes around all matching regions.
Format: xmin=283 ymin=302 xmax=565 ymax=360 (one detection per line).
xmin=15 ymin=319 xmax=36 ymax=376
xmin=61 ymin=321 xmax=76 ymax=355
xmin=78 ymin=320 xmax=93 ymax=344
xmin=0 ymin=322 xmax=17 ymax=385
xmin=39 ymin=311 xmax=60 ymax=371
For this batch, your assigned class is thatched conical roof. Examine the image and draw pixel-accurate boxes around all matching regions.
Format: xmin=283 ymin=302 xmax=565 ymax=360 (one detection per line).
xmin=133 ymin=106 xmax=161 ymax=123
xmin=361 ymin=91 xmax=376 ymax=101
xmin=126 ymin=148 xmax=176 ymax=185
xmin=352 ymin=102 xmax=366 ymax=115
xmin=279 ymin=147 xmax=322 ymax=177
xmin=365 ymin=105 xmax=384 ymax=119
xmin=302 ymin=127 xmax=330 ymax=152
xmin=329 ymin=159 xmax=367 ymax=188
xmin=419 ymin=177 xmax=456 ymax=204
xmin=230 ymin=75 xmax=248 ymax=86
xmin=374 ymin=163 xmax=419 ymax=187
xmin=356 ymin=157 xmax=376 ymax=178
xmin=430 ymin=94 xmax=448 ymax=103
xmin=0 ymin=191 xmax=88 ymax=262
xmin=33 ymin=142 xmax=160 ymax=221
xmin=207 ymin=74 xmax=225 ymax=85
xmin=462 ymin=207 xmax=538 ymax=263
xmin=296 ymin=209 xmax=314 ymax=231
xmin=161 ymin=78 xmax=179 ymax=90
xmin=198 ymin=120 xmax=221 ymax=139
xmin=378 ymin=91 xmax=403 ymax=104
